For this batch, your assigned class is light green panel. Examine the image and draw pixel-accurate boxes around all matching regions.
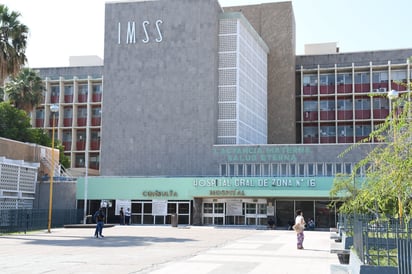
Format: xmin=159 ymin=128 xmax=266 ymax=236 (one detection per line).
xmin=76 ymin=177 xmax=334 ymax=200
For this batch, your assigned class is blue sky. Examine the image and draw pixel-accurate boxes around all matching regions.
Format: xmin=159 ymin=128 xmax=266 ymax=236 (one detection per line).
xmin=2 ymin=0 xmax=412 ymax=67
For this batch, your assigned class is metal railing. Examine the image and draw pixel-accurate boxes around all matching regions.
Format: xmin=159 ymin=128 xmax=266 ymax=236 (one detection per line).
xmin=340 ymin=214 xmax=412 ymax=273
xmin=0 ymin=209 xmax=83 ymax=234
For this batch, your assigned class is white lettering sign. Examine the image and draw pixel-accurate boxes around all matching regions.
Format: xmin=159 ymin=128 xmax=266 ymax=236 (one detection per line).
xmin=118 ymin=20 xmax=163 ymax=44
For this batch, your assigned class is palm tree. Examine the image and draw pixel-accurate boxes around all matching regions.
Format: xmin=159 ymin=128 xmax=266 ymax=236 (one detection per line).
xmin=0 ymin=4 xmax=28 ymax=84
xmin=5 ymin=68 xmax=44 ymax=113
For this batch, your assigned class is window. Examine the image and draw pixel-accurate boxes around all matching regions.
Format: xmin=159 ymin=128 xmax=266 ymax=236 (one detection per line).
xmin=246 ymin=164 xmax=252 ymax=176
xmin=308 ymin=163 xmax=315 ymax=176
xmin=298 ymin=164 xmax=305 ymax=176
xmin=335 ymin=163 xmax=342 ymax=174
xmin=229 ymin=164 xmax=235 ymax=176
xmin=237 ymin=164 xmax=244 ymax=176
xmin=355 ymin=125 xmax=371 ymax=136
xmin=262 ymin=164 xmax=269 ymax=176
xmin=51 ymin=85 xmax=59 ymax=96
xmin=78 ymin=84 xmax=88 ymax=95
xmin=337 ymin=99 xmax=353 ymax=110
xmin=320 ymin=100 xmax=335 ymax=111
xmin=354 ymin=72 xmax=370 ymax=84
xmin=64 ymin=85 xmax=73 ymax=95
xmin=344 ymin=163 xmax=352 ymax=174
xmin=317 ymin=163 xmax=324 ymax=176
xmin=92 ymin=84 xmax=102 ymax=93
xmin=303 ymin=126 xmax=318 ymax=138
xmin=290 ymin=164 xmax=296 ymax=176
xmin=326 ymin=163 xmax=333 ymax=176
xmin=220 ymin=164 xmax=227 ymax=176
xmin=319 ymin=73 xmax=335 ymax=86
xmin=372 ymin=71 xmax=388 ymax=83
xmin=272 ymin=164 xmax=279 ymax=176
xmin=303 ymin=101 xmax=318 ymax=112
xmin=355 ymin=98 xmax=371 ymax=110
xmin=255 ymin=164 xmax=261 ymax=176
xmin=303 ymin=74 xmax=317 ymax=86
xmin=337 ymin=73 xmax=352 ymax=84
xmin=391 ymin=70 xmax=406 ymax=82
xmin=280 ymin=164 xmax=287 ymax=176
xmin=338 ymin=125 xmax=353 ymax=136
xmin=320 ymin=126 xmax=336 ymax=136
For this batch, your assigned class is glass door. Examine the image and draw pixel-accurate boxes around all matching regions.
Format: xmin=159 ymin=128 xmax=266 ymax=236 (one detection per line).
xmin=202 ymin=201 xmax=225 ymax=225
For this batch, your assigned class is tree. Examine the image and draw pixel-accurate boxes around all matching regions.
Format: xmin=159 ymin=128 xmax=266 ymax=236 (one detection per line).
xmin=331 ymin=88 xmax=412 ymax=218
xmin=0 ymin=4 xmax=28 ymax=84
xmin=4 ymin=68 xmax=45 ymax=113
xmin=0 ymin=101 xmax=32 ymax=141
xmin=0 ymin=102 xmax=71 ymax=168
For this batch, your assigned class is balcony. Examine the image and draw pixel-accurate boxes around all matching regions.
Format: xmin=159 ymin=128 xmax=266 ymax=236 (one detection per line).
xmin=35 ymin=119 xmax=44 ymax=127
xmin=91 ymin=117 xmax=101 ymax=126
xmin=63 ymin=118 xmax=73 ymax=127
xmin=49 ymin=118 xmax=59 ymax=127
xmin=50 ymin=95 xmax=59 ymax=103
xmin=337 ymin=110 xmax=353 ymax=120
xmin=320 ymin=136 xmax=335 ymax=143
xmin=78 ymin=94 xmax=87 ymax=103
xmin=373 ymin=109 xmax=389 ymax=119
xmin=92 ymin=93 xmax=102 ymax=102
xmin=319 ymin=85 xmax=334 ymax=94
xmin=76 ymin=141 xmax=85 ymax=150
xmin=64 ymin=95 xmax=73 ymax=103
xmin=303 ymin=111 xmax=318 ymax=121
xmin=90 ymin=140 xmax=100 ymax=150
xmin=303 ymin=85 xmax=317 ymax=95
xmin=337 ymin=84 xmax=352 ymax=94
xmin=77 ymin=117 xmax=87 ymax=127
xmin=338 ymin=136 xmax=353 ymax=143
xmin=303 ymin=136 xmax=319 ymax=144
xmin=319 ymin=111 xmax=335 ymax=120
xmin=355 ymin=110 xmax=371 ymax=119
xmin=62 ymin=141 xmax=72 ymax=151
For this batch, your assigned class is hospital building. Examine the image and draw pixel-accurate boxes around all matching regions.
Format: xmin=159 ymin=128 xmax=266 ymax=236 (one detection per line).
xmin=26 ymin=0 xmax=412 ymax=228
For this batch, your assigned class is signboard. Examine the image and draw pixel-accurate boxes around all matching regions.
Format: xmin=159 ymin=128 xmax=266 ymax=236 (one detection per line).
xmin=267 ymin=205 xmax=275 ymax=216
xmin=226 ymin=201 xmax=243 ymax=216
xmin=115 ymin=200 xmax=131 ymax=215
xmin=152 ymin=200 xmax=168 ymax=216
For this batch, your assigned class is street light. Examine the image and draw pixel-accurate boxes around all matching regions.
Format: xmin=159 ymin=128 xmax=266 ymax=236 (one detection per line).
xmin=47 ymin=104 xmax=59 ymax=233
xmin=387 ymin=90 xmax=402 ymax=220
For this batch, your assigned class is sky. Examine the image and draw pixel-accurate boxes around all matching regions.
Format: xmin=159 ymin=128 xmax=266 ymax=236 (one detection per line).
xmin=2 ymin=0 xmax=412 ymax=68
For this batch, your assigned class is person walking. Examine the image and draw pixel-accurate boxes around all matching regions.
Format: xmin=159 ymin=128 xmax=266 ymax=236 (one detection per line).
xmin=94 ymin=208 xmax=105 ymax=238
xmin=293 ymin=209 xmax=305 ymax=249
xmin=125 ymin=208 xmax=131 ymax=225
xmin=119 ymin=207 xmax=125 ymax=225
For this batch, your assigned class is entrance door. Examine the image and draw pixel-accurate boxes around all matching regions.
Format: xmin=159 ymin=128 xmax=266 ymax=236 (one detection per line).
xmin=245 ymin=202 xmax=267 ymax=226
xmin=202 ymin=202 xmax=225 ymax=225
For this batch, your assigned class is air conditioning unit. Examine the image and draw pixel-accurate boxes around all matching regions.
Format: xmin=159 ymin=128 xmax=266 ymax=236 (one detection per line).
xmin=372 ymin=89 xmax=380 ymax=93
xmin=379 ymin=88 xmax=387 ymax=92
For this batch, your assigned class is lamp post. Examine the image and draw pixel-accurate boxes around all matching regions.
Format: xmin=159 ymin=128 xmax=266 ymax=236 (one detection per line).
xmin=47 ymin=104 xmax=59 ymax=233
xmin=387 ymin=90 xmax=401 ymax=220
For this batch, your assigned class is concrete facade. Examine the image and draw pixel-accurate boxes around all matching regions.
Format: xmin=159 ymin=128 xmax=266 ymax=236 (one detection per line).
xmin=224 ymin=2 xmax=296 ymax=144
xmin=101 ymin=0 xmax=222 ymax=176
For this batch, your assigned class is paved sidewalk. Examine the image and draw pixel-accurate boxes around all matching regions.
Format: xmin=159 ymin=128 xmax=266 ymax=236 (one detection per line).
xmin=0 ymin=226 xmax=340 ymax=274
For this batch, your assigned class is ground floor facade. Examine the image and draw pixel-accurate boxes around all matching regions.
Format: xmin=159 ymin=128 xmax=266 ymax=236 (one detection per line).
xmin=77 ymin=176 xmax=339 ymax=229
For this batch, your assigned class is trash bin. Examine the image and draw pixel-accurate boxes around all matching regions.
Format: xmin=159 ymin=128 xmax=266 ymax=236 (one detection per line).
xmin=171 ymin=213 xmax=178 ymax=227
xmin=86 ymin=215 xmax=93 ymax=224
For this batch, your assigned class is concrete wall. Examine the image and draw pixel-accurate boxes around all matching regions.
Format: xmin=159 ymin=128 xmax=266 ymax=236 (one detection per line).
xmin=101 ymin=0 xmax=221 ymax=176
xmin=0 ymin=137 xmax=56 ymax=178
xmin=34 ymin=182 xmax=77 ymax=209
xmin=224 ymin=2 xmax=296 ymax=144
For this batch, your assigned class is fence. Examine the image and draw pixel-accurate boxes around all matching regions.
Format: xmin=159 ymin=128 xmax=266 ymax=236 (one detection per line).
xmin=0 ymin=209 xmax=84 ymax=234
xmin=341 ymin=214 xmax=412 ymax=274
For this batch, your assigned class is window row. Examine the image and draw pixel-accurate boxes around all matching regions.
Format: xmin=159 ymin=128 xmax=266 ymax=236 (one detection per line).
xmin=220 ymin=162 xmax=361 ymax=177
